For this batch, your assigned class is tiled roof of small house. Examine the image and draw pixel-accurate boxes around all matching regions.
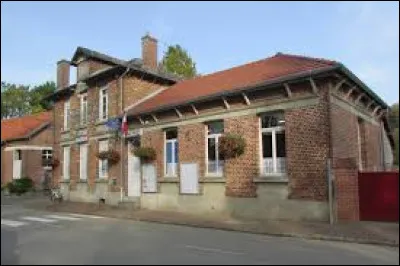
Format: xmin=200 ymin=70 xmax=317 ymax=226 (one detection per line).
xmin=1 ymin=112 xmax=52 ymax=142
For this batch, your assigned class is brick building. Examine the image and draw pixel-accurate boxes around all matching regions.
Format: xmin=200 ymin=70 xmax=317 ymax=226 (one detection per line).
xmin=1 ymin=112 xmax=53 ymax=188
xmin=47 ymin=34 xmax=394 ymax=221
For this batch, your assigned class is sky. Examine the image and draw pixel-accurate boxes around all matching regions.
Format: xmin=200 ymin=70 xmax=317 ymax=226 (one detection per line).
xmin=1 ymin=1 xmax=399 ymax=105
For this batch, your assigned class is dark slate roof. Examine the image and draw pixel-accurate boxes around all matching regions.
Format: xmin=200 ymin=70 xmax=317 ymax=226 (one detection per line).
xmin=71 ymin=46 xmax=127 ymax=66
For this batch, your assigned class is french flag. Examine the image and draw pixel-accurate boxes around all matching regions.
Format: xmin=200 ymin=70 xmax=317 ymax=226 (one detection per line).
xmin=121 ymin=112 xmax=128 ymax=137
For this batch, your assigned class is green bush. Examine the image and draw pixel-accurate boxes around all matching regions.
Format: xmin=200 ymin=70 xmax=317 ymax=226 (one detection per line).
xmin=7 ymin=177 xmax=34 ymax=195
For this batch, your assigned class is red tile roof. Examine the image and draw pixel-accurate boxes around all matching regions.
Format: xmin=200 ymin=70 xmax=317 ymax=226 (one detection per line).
xmin=1 ymin=112 xmax=52 ymax=142
xmin=127 ymin=53 xmax=338 ymax=116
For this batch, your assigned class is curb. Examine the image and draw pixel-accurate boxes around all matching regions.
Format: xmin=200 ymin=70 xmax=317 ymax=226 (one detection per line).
xmin=44 ymin=206 xmax=399 ymax=247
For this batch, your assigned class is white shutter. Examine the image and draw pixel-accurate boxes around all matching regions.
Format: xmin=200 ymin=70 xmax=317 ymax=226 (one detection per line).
xmin=80 ymin=144 xmax=88 ymax=180
xmin=64 ymin=101 xmax=70 ymax=130
xmin=63 ymin=147 xmax=70 ymax=180
xmin=142 ymin=164 xmax=157 ymax=193
xmin=105 ymin=89 xmax=108 ymax=119
xmin=180 ymin=163 xmax=199 ymax=194
xmin=99 ymin=89 xmax=103 ymax=120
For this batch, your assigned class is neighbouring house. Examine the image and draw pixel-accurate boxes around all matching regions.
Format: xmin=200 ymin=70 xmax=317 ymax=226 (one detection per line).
xmin=47 ymin=33 xmax=395 ymax=222
xmin=1 ymin=112 xmax=54 ymax=188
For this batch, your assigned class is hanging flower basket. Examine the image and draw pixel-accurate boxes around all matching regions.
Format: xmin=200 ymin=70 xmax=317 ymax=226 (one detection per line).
xmin=50 ymin=158 xmax=60 ymax=168
xmin=96 ymin=150 xmax=120 ymax=165
xmin=132 ymin=147 xmax=156 ymax=162
xmin=219 ymin=133 xmax=246 ymax=159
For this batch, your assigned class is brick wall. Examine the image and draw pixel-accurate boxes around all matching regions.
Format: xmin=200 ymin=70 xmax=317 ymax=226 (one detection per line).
xmin=1 ymin=125 xmax=53 ymax=186
xmin=224 ymin=115 xmax=258 ymax=197
xmin=1 ymin=148 xmax=12 ymax=185
xmin=333 ymin=158 xmax=359 ymax=221
xmin=141 ymin=130 xmax=164 ymax=179
xmin=178 ymin=123 xmax=206 ymax=178
xmin=363 ymin=122 xmax=382 ymax=170
xmin=330 ymin=103 xmax=359 ymax=166
xmin=285 ymin=86 xmax=330 ymax=201
xmin=123 ymin=75 xmax=167 ymax=110
xmin=53 ymin=72 xmax=170 ymax=195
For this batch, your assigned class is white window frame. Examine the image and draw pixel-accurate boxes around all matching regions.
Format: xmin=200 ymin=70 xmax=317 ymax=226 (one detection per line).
xmin=206 ymin=122 xmax=224 ymax=177
xmin=260 ymin=115 xmax=286 ymax=176
xmin=63 ymin=146 xmax=70 ymax=180
xmin=99 ymin=87 xmax=108 ymax=121
xmin=79 ymin=143 xmax=88 ymax=180
xmin=98 ymin=140 xmax=108 ymax=179
xmin=80 ymin=93 xmax=88 ymax=126
xmin=164 ymin=132 xmax=178 ymax=177
xmin=64 ymin=100 xmax=70 ymax=130
xmin=42 ymin=149 xmax=53 ymax=169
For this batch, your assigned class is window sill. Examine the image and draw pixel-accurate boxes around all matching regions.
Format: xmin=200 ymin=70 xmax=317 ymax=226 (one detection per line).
xmin=95 ymin=179 xmax=108 ymax=183
xmin=61 ymin=129 xmax=70 ymax=134
xmin=60 ymin=179 xmax=70 ymax=183
xmin=204 ymin=174 xmax=224 ymax=178
xmin=200 ymin=178 xmax=226 ymax=183
xmin=254 ymin=176 xmax=288 ymax=183
xmin=77 ymin=179 xmax=87 ymax=183
xmin=160 ymin=178 xmax=179 ymax=183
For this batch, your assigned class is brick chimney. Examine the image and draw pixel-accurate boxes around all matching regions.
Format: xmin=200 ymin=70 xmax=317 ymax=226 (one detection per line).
xmin=141 ymin=33 xmax=158 ymax=70
xmin=57 ymin=59 xmax=70 ymax=89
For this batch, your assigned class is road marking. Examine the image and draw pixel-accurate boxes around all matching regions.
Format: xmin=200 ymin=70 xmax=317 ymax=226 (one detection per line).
xmin=20 ymin=216 xmax=57 ymax=223
xmin=44 ymin=215 xmax=81 ymax=221
xmin=1 ymin=219 xmax=28 ymax=227
xmin=184 ymin=245 xmax=245 ymax=256
xmin=66 ymin=213 xmax=104 ymax=219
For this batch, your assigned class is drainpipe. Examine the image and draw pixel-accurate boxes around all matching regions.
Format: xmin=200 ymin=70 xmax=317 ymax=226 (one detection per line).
xmin=118 ymin=64 xmax=131 ymax=203
xmin=380 ymin=120 xmax=386 ymax=171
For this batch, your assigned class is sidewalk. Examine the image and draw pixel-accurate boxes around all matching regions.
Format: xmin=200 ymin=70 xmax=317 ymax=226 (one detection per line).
xmin=27 ymin=200 xmax=399 ymax=247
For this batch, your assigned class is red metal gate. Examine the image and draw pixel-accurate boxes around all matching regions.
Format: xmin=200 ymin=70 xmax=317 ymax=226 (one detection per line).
xmin=358 ymin=171 xmax=399 ymax=222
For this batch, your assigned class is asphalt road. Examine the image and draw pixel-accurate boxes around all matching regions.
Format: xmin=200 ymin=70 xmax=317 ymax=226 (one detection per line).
xmin=1 ymin=202 xmax=399 ymax=265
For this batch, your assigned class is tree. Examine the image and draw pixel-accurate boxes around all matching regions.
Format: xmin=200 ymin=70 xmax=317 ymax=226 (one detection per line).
xmin=1 ymin=82 xmax=31 ymax=119
xmin=160 ymin=45 xmax=197 ymax=79
xmin=1 ymin=81 xmax=56 ymax=119
xmin=29 ymin=81 xmax=56 ymax=113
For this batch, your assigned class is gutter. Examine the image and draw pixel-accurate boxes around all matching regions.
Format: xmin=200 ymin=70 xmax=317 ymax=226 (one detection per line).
xmin=336 ymin=64 xmax=388 ymax=109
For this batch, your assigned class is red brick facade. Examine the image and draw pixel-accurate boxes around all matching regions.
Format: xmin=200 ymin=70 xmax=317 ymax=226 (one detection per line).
xmin=50 ymin=43 xmax=392 ymax=221
xmin=285 ymin=87 xmax=330 ymax=201
xmin=178 ymin=123 xmax=206 ymax=178
xmin=140 ymin=130 xmax=164 ymax=179
xmin=224 ymin=115 xmax=258 ymax=197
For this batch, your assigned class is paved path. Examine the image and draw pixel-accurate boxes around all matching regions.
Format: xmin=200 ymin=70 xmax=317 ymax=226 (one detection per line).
xmin=1 ymin=203 xmax=399 ymax=265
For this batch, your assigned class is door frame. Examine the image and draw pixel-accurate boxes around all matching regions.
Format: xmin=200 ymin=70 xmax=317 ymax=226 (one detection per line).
xmin=12 ymin=150 xmax=22 ymax=179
